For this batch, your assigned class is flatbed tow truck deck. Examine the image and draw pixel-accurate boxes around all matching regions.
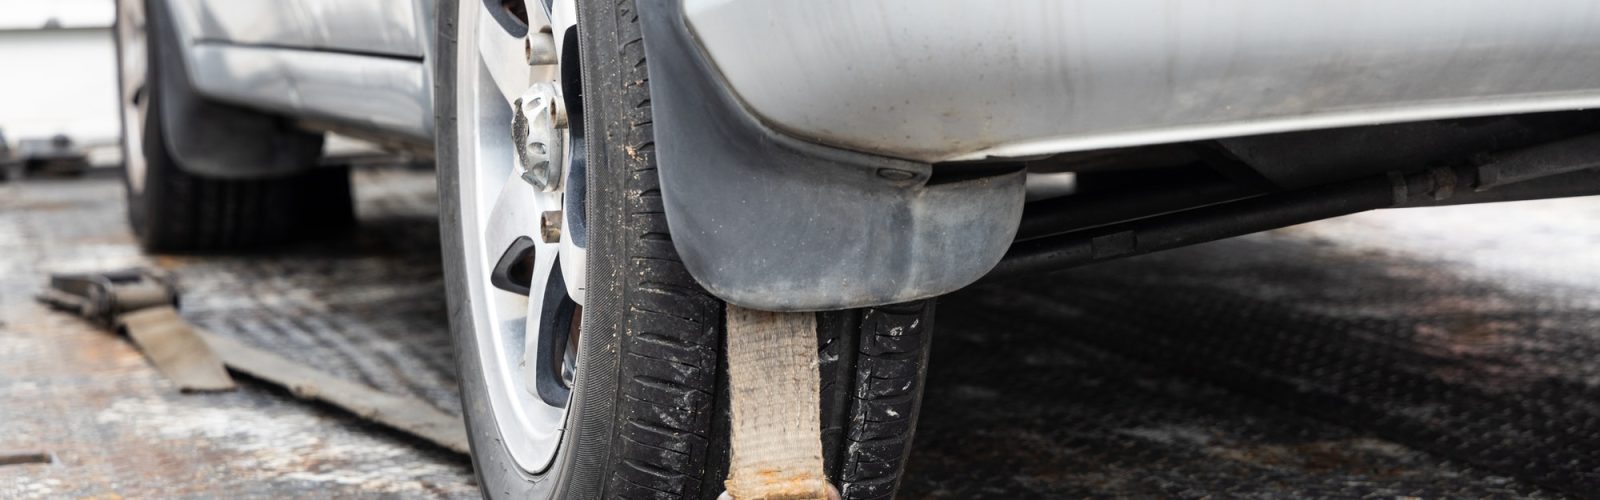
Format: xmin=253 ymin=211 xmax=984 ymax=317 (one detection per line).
xmin=2 ymin=165 xmax=1597 ymax=498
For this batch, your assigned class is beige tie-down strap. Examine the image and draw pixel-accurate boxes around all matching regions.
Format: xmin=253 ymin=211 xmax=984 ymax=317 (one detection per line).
xmin=721 ymin=306 xmax=839 ymax=500
xmin=118 ymin=306 xmax=236 ymax=392
xmin=40 ymin=269 xmax=469 ymax=454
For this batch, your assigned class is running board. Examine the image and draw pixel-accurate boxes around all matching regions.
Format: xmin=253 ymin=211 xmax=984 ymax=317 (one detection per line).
xmin=986 ymin=133 xmax=1600 ymax=282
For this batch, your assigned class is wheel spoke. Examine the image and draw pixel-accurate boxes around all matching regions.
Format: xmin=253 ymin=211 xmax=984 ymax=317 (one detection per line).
xmin=476 ymin=9 xmax=531 ymax=108
xmin=481 ymin=168 xmax=541 ymax=266
xmin=524 ymin=0 xmax=553 ymax=32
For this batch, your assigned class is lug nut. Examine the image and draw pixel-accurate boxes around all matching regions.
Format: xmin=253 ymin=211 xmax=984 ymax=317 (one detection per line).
xmin=540 ymin=211 xmax=563 ymax=243
xmin=527 ymin=32 xmax=558 ymax=66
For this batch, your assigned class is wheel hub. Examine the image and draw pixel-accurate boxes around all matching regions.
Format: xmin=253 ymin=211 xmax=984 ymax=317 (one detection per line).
xmin=513 ymin=82 xmax=566 ymax=191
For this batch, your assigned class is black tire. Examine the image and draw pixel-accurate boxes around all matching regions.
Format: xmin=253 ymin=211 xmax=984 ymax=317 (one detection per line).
xmin=817 ymin=303 xmax=935 ymax=499
xmin=436 ymin=1 xmax=934 ymax=498
xmin=125 ymin=116 xmax=353 ymax=252
xmin=115 ymin=0 xmax=352 ymax=252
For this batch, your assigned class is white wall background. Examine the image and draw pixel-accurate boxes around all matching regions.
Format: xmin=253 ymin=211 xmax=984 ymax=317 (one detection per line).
xmin=0 ymin=0 xmax=382 ymax=164
xmin=0 ymin=0 xmax=116 ymax=30
xmin=0 ymin=0 xmax=119 ymax=158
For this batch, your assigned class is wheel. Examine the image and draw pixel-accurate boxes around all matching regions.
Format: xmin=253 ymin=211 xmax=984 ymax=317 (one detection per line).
xmin=436 ymin=0 xmax=935 ymax=498
xmin=114 ymin=0 xmax=352 ymax=252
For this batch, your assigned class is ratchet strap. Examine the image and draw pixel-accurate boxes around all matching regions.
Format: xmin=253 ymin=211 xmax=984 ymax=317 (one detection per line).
xmin=721 ymin=306 xmax=839 ymax=500
xmin=37 ymin=269 xmax=234 ymax=392
xmin=120 ymin=306 xmax=236 ymax=392
xmin=37 ymin=268 xmax=470 ymax=454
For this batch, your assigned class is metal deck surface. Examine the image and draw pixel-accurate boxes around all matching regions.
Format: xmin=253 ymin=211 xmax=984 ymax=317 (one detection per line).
xmin=3 ymin=167 xmax=1597 ymax=498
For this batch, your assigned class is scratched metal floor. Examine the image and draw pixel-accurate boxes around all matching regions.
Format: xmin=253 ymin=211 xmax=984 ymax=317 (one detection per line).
xmin=3 ymin=166 xmax=1598 ymax=498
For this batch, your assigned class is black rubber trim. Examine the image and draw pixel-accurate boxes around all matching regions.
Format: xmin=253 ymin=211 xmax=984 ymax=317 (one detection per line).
xmin=635 ymin=0 xmax=1026 ymax=312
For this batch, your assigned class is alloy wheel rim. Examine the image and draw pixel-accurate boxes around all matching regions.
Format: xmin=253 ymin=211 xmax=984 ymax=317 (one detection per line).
xmin=454 ymin=0 xmax=584 ymax=474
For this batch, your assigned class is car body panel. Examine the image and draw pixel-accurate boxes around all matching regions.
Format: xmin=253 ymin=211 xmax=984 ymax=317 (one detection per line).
xmin=187 ymin=44 xmax=432 ymax=141
xmin=177 ymin=0 xmax=424 ymax=57
xmin=168 ymin=0 xmax=1600 ymax=162
xmin=686 ymin=0 xmax=1600 ymax=163
xmin=152 ymin=0 xmax=1600 ymax=308
xmin=163 ymin=0 xmax=434 ymax=143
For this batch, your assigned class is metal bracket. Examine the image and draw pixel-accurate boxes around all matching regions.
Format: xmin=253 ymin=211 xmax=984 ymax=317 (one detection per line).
xmin=36 ymin=268 xmax=232 ymax=392
xmin=36 ymin=268 xmax=178 ymax=327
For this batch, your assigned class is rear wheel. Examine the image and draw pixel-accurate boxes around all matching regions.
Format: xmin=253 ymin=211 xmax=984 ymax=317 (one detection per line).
xmin=437 ymin=0 xmax=934 ymax=498
xmin=114 ymin=0 xmax=351 ymax=252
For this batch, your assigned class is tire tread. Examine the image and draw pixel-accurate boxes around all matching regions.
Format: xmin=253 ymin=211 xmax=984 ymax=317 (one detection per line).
xmin=575 ymin=0 xmax=937 ymax=497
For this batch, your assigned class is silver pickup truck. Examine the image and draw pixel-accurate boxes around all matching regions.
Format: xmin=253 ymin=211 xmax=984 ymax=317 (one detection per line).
xmin=114 ymin=0 xmax=1600 ymax=497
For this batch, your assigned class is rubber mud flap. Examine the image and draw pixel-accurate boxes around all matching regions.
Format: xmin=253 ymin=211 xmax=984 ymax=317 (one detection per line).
xmin=634 ymin=0 xmax=1025 ymax=312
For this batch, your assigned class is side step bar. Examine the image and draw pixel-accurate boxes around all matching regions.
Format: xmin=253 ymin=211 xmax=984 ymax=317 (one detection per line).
xmin=983 ymin=133 xmax=1600 ymax=282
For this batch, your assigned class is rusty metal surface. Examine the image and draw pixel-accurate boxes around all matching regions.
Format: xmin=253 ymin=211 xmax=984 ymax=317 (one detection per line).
xmin=197 ymin=327 xmax=470 ymax=455
xmin=0 ymin=168 xmax=475 ymax=498
xmin=2 ymin=166 xmax=1597 ymax=497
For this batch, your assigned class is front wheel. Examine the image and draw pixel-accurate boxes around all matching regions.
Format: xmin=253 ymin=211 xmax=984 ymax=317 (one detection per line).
xmin=436 ymin=1 xmax=934 ymax=498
